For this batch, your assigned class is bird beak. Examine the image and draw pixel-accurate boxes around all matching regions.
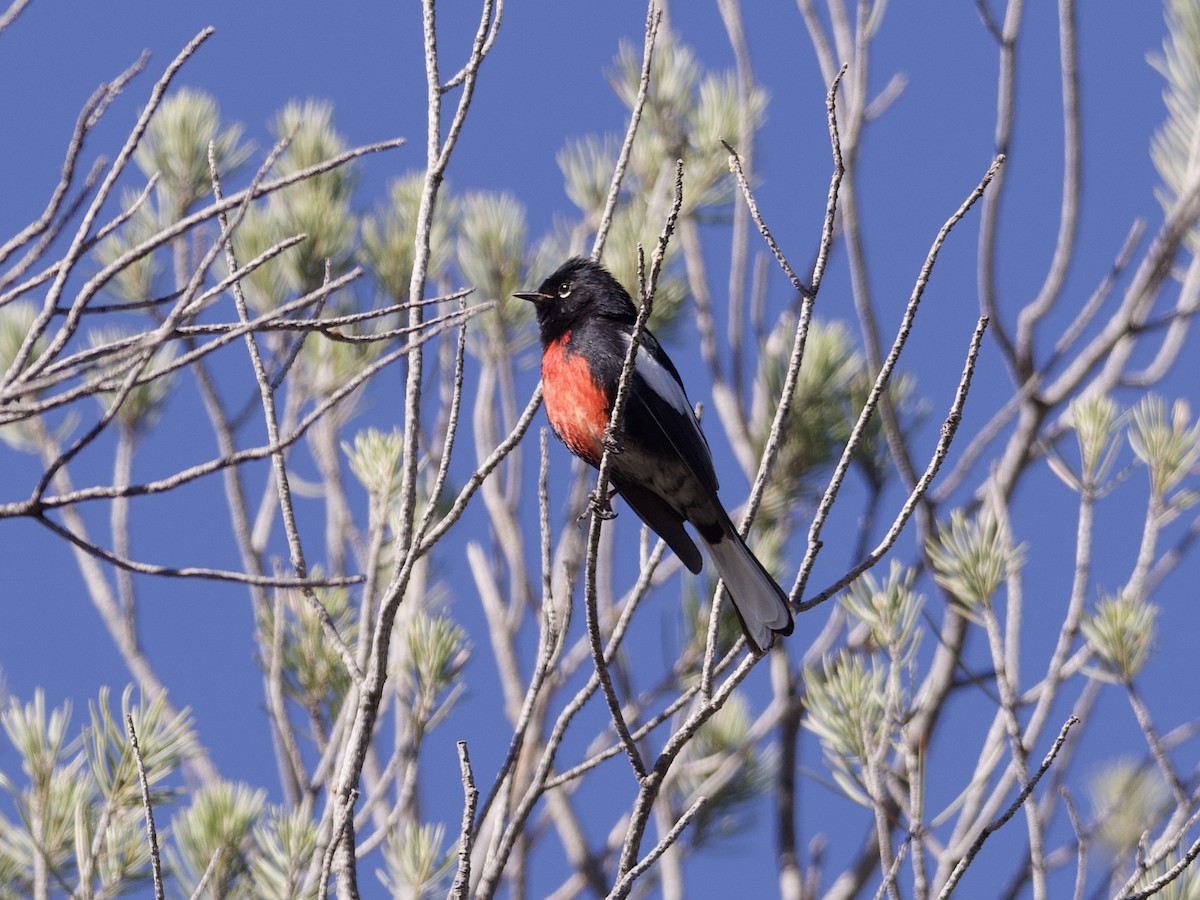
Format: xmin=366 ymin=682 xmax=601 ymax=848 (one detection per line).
xmin=513 ymin=290 xmax=549 ymax=304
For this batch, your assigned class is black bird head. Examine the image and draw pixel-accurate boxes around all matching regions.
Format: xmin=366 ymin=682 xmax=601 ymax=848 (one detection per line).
xmin=514 ymin=257 xmax=637 ymax=343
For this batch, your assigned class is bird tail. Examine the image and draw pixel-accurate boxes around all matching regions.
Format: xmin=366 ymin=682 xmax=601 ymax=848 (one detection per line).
xmin=701 ymin=512 xmax=794 ymax=653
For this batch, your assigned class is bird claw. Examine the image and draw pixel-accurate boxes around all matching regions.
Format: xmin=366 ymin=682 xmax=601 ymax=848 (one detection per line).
xmin=582 ymin=487 xmax=618 ymax=521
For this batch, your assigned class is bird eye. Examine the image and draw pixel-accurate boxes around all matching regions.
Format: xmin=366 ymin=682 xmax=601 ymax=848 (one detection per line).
xmin=557 ymin=280 xmax=572 ymax=298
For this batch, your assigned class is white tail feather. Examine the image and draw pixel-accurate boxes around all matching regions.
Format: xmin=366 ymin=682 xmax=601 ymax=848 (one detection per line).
xmin=704 ymin=532 xmax=793 ymax=652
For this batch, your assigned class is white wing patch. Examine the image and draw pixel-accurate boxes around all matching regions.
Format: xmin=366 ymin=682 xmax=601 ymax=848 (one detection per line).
xmin=618 ymin=333 xmax=692 ymax=418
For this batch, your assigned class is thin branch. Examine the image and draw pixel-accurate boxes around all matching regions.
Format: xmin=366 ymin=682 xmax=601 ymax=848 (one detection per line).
xmin=318 ymin=788 xmax=358 ymax=900
xmin=1013 ymin=0 xmax=1081 ymax=371
xmin=3 ymin=28 xmax=216 ymax=390
xmin=592 ymin=1 xmax=662 ymax=261
xmin=1041 ymin=173 xmax=1200 ymax=408
xmin=606 ymin=796 xmax=707 ymax=900
xmin=795 ymin=155 xmax=1004 ymax=604
xmin=541 ymin=552 xmax=682 ymax=792
xmin=186 ymin=850 xmax=221 ymax=900
xmin=0 ymin=53 xmax=145 ymax=273
xmin=126 ymin=714 xmax=164 ymax=900
xmin=931 ymin=217 xmax=1144 ymax=505
xmin=21 ymin=239 xmax=320 ymax=392
xmin=872 ymin=834 xmax=912 ymax=900
xmin=974 ymin=1 xmax=1022 ymax=377
xmin=1120 ymin=830 xmax=1200 ymax=900
xmin=33 ymin=512 xmax=363 ymax=587
xmin=450 ymin=741 xmax=479 ymax=900
xmin=6 ymin=305 xmax=484 ymax=515
xmin=29 ymin=116 xmax=282 ymax=502
xmin=322 ymin=2 xmax=502 ymax=888
xmin=209 ymin=139 xmax=364 ymax=689
xmin=1126 ymin=680 xmax=1190 ymax=809
xmin=0 ymin=137 xmax=407 ymax=318
xmin=616 ymin=647 xmax=759 ymax=877
xmin=699 ymin=64 xmax=848 ymax=690
xmin=0 ymin=0 xmax=31 ymax=35
xmin=583 ymin=160 xmax=684 ymax=780
xmin=472 ymin=431 xmax=568 ymax=836
xmin=1060 ymin=787 xmax=1087 ymax=900
xmin=475 ymin=535 xmax=670 ymax=897
xmin=721 ymin=137 xmax=808 ymax=297
xmin=936 ymin=716 xmax=1078 ymax=900
xmin=418 ymin=384 xmax=543 ymax=553
xmin=268 ymin=584 xmax=309 ymax=805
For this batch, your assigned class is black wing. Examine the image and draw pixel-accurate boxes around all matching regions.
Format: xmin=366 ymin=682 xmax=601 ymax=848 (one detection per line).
xmin=609 ymin=475 xmax=704 ymax=573
xmin=624 ymin=331 xmax=719 ymax=494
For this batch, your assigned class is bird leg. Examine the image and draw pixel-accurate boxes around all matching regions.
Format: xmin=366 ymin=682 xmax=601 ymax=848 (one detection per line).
xmin=583 ymin=486 xmax=618 ymax=521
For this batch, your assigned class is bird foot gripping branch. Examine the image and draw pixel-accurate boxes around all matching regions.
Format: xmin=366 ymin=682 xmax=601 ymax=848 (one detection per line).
xmin=584 ymin=487 xmax=619 ymax=522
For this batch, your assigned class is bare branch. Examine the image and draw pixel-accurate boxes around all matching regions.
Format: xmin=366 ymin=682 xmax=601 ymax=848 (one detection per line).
xmin=0 ymin=0 xmax=31 ymax=34
xmin=33 ymin=512 xmax=362 ymax=588
xmin=592 ymin=1 xmax=662 ymax=261
xmin=607 ymin=796 xmax=707 ymax=900
xmin=450 ymin=741 xmax=479 ymax=900
xmin=795 ymin=155 xmax=1003 ymax=604
xmin=936 ymin=717 xmax=1078 ymax=900
xmin=3 ymin=28 xmax=217 ymax=390
xmin=126 ymin=714 xmax=164 ymax=900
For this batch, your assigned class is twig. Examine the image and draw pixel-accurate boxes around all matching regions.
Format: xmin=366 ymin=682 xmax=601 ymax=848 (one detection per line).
xmin=0 ymin=0 xmax=31 ymax=35
xmin=268 ymin=584 xmax=309 ymax=805
xmin=7 ymin=305 xmax=484 ymax=515
xmin=1121 ymin=829 xmax=1200 ymax=900
xmin=1059 ymin=787 xmax=1087 ymax=900
xmin=407 ymin=295 xmax=470 ymax=576
xmin=592 ymin=1 xmax=662 ymax=261
xmin=0 ymin=156 xmax=111 ymax=298
xmin=1013 ymin=0 xmax=1081 ymax=373
xmin=974 ymin=3 xmax=1020 ymax=376
xmin=542 ymin=556 xmax=689 ymax=789
xmin=321 ymin=1 xmax=501 ymax=889
xmin=473 ymin=431 xmax=567 ymax=837
xmin=32 ymin=512 xmax=364 ymax=587
xmin=0 ymin=53 xmax=145 ymax=273
xmin=936 ymin=716 xmax=1078 ymax=899
xmin=475 ymin=536 xmax=670 ymax=896
xmin=0 ymin=136 xmax=407 ymax=317
xmin=722 ymin=136 xmax=807 ymax=297
xmin=419 ymin=383 xmax=542 ymax=552
xmin=29 ymin=111 xmax=285 ymax=503
xmin=1042 ymin=174 xmax=1200 ymax=408
xmin=318 ymin=788 xmax=359 ymax=900
xmin=186 ymin=850 xmax=221 ymax=900
xmin=606 ymin=796 xmax=707 ymax=900
xmin=1126 ymin=680 xmax=1190 ymax=808
xmin=801 ymin=314 xmax=989 ymax=611
xmin=872 ymin=834 xmax=912 ymax=900
xmin=210 ymin=138 xmax=364 ymax=689
xmin=714 ymin=0 xmax=756 ymax=424
xmin=3 ymin=28 xmax=216 ymax=390
xmin=615 ymin=648 xmax=758 ymax=878
xmin=932 ymin=217 xmax=1143 ymax=505
xmin=19 ymin=248 xmax=329 ymax=393
xmin=699 ymin=63 xmax=847 ymax=693
xmin=126 ymin=714 xmax=164 ymax=900
xmin=794 ymin=155 xmax=1004 ymax=605
xmin=450 ymin=741 xmax=479 ymax=900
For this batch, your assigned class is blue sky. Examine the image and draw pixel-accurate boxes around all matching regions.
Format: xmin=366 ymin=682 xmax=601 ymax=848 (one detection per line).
xmin=1 ymin=1 xmax=1197 ymax=897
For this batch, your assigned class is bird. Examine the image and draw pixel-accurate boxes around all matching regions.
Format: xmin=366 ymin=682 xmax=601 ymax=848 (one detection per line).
xmin=514 ymin=256 xmax=794 ymax=653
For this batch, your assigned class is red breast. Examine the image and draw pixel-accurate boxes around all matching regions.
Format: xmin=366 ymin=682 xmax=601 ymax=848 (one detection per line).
xmin=541 ymin=332 xmax=610 ymax=465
